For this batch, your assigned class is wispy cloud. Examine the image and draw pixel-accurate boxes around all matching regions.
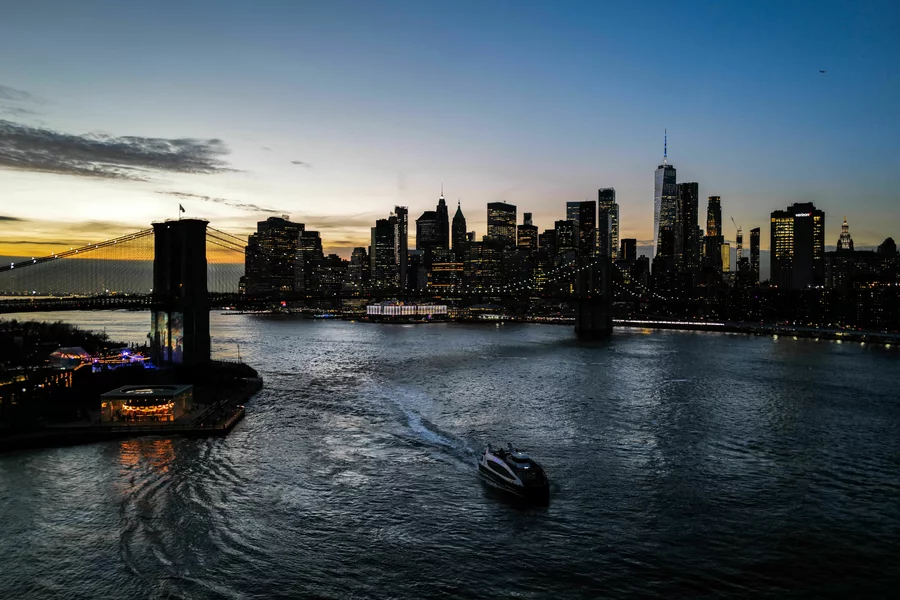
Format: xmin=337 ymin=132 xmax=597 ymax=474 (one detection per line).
xmin=158 ymin=191 xmax=283 ymax=214
xmin=291 ymin=160 xmax=312 ymax=167
xmin=0 ymin=84 xmax=44 ymax=104
xmin=0 ymin=119 xmax=232 ymax=180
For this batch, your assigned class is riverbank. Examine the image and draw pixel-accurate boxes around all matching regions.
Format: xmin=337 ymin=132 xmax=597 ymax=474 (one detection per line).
xmin=0 ymin=375 xmax=262 ymax=453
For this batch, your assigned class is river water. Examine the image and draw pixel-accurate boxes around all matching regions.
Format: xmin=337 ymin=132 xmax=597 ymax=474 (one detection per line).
xmin=1 ymin=311 xmax=899 ymax=599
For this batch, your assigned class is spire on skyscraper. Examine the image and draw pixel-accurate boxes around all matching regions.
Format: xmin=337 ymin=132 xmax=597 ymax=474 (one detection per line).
xmin=664 ymin=129 xmax=668 ymax=165
xmin=837 ymin=216 xmax=854 ymax=251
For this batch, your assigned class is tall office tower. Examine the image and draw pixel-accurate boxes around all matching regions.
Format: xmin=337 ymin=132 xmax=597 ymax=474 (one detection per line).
xmin=750 ymin=227 xmax=760 ymax=284
xmin=517 ymin=212 xmax=538 ymax=251
xmin=735 ymin=225 xmax=743 ymax=264
xmin=243 ymin=215 xmax=305 ymax=294
xmin=435 ymin=192 xmax=449 ymax=251
xmin=451 ymin=200 xmax=467 ymax=254
xmin=487 ymin=202 xmax=517 ymax=247
xmin=677 ymin=182 xmax=700 ymax=270
xmin=653 ymin=131 xmax=678 ymax=260
xmin=597 ymin=188 xmax=619 ymax=258
xmin=620 ymin=238 xmax=637 ymax=263
xmin=703 ymin=196 xmax=724 ymax=272
xmin=371 ymin=218 xmax=397 ymax=288
xmin=770 ymin=202 xmax=825 ymax=289
xmin=721 ymin=242 xmax=731 ymax=273
xmin=837 ymin=216 xmax=854 ymax=251
xmin=554 ymin=220 xmax=577 ymax=254
xmin=347 ymin=247 xmax=369 ymax=288
xmin=393 ymin=206 xmax=408 ymax=290
xmin=416 ymin=211 xmax=437 ymax=252
xmin=294 ymin=230 xmax=324 ymax=291
xmin=566 ymin=200 xmax=597 ymax=256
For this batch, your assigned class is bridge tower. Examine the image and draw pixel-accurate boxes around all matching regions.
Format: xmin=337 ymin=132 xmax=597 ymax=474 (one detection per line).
xmin=151 ymin=219 xmax=210 ymax=366
xmin=574 ymin=256 xmax=613 ymax=339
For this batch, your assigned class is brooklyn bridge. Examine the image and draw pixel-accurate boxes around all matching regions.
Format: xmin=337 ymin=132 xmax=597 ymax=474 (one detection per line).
xmin=0 ymin=219 xmax=615 ymax=345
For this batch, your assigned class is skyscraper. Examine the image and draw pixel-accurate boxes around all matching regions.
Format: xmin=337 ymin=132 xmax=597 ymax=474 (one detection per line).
xmin=677 ymin=182 xmax=700 ymax=271
xmin=703 ymin=196 xmax=724 ymax=272
xmin=451 ymin=200 xmax=467 ymax=255
xmin=487 ymin=202 xmax=517 ymax=247
xmin=517 ymin=212 xmax=538 ymax=251
xmin=394 ymin=206 xmax=408 ymax=290
xmin=620 ymin=238 xmax=637 ymax=263
xmin=554 ymin=220 xmax=577 ymax=254
xmin=653 ymin=131 xmax=677 ymax=260
xmin=435 ymin=192 xmax=449 ymax=251
xmin=770 ymin=202 xmax=825 ymax=289
xmin=721 ymin=242 xmax=731 ymax=273
xmin=371 ymin=218 xmax=397 ymax=289
xmin=416 ymin=211 xmax=437 ymax=252
xmin=750 ymin=227 xmax=760 ymax=284
xmin=567 ymin=201 xmax=596 ymax=256
xmin=243 ymin=216 xmax=305 ymax=294
xmin=837 ymin=216 xmax=854 ymax=251
xmin=597 ymin=188 xmax=619 ymax=259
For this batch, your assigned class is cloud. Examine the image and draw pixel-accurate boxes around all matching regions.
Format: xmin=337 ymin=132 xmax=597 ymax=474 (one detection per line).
xmin=158 ymin=191 xmax=283 ymax=214
xmin=0 ymin=215 xmax=25 ymax=222
xmin=290 ymin=160 xmax=312 ymax=167
xmin=0 ymin=84 xmax=44 ymax=104
xmin=0 ymin=119 xmax=232 ymax=180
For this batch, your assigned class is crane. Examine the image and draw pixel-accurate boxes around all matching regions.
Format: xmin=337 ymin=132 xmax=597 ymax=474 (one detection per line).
xmin=731 ymin=217 xmax=743 ymax=264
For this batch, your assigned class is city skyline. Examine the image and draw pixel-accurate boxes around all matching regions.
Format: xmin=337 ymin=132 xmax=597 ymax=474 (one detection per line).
xmin=1 ymin=1 xmax=899 ymax=260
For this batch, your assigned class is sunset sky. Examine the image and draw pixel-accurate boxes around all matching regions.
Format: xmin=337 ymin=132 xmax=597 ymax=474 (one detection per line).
xmin=1 ymin=0 xmax=898 ymax=261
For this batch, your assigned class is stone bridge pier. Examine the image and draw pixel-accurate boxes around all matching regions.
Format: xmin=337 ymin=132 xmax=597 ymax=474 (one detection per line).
xmin=574 ymin=256 xmax=613 ymax=340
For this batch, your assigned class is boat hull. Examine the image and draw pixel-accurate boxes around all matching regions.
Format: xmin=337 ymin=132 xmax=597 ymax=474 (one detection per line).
xmin=478 ymin=463 xmax=549 ymax=504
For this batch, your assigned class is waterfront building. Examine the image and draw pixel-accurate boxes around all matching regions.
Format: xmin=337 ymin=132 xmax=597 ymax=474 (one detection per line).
xmin=451 ymin=200 xmax=467 ymax=255
xmin=366 ymin=302 xmax=448 ymax=320
xmin=620 ymin=238 xmax=637 ymax=263
xmin=677 ymin=182 xmax=700 ymax=271
xmin=653 ymin=131 xmax=677 ymax=260
xmin=703 ymin=196 xmax=724 ymax=273
xmin=597 ymin=188 xmax=619 ymax=259
xmin=487 ymin=202 xmax=517 ymax=247
xmin=750 ymin=227 xmax=760 ymax=284
xmin=770 ymin=202 xmax=825 ymax=289
xmin=243 ymin=216 xmax=305 ymax=294
xmin=837 ymin=216 xmax=854 ymax=251
xmin=517 ymin=212 xmax=538 ymax=252
xmin=429 ymin=257 xmax=463 ymax=291
xmin=101 ymin=384 xmax=193 ymax=424
xmin=463 ymin=240 xmax=501 ymax=291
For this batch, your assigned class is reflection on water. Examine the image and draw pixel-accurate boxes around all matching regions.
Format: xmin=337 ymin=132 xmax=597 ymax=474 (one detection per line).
xmin=1 ymin=315 xmax=899 ymax=598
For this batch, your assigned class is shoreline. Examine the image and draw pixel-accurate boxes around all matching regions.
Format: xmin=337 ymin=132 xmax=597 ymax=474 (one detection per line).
xmin=0 ymin=377 xmax=263 ymax=454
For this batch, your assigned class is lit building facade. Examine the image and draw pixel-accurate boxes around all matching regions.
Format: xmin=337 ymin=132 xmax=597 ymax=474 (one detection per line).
xmin=597 ymin=188 xmax=619 ymax=259
xmin=243 ymin=216 xmax=305 ymax=294
xmin=703 ymin=196 xmax=724 ymax=272
xmin=487 ymin=202 xmax=517 ymax=247
xmin=101 ymin=384 xmax=193 ymax=424
xmin=677 ymin=182 xmax=700 ymax=271
xmin=770 ymin=202 xmax=825 ymax=289
xmin=567 ymin=201 xmax=596 ymax=256
xmin=517 ymin=212 xmax=538 ymax=252
xmin=653 ymin=157 xmax=677 ymax=260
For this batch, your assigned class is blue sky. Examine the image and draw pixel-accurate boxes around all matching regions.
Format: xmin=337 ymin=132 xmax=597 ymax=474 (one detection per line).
xmin=1 ymin=0 xmax=898 ymax=259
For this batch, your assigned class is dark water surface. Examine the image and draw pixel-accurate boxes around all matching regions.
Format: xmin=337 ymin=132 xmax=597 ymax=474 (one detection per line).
xmin=2 ymin=312 xmax=899 ymax=599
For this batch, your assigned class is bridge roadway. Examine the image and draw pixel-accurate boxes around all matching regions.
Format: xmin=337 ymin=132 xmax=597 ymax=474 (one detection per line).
xmin=0 ymin=290 xmax=607 ymax=314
